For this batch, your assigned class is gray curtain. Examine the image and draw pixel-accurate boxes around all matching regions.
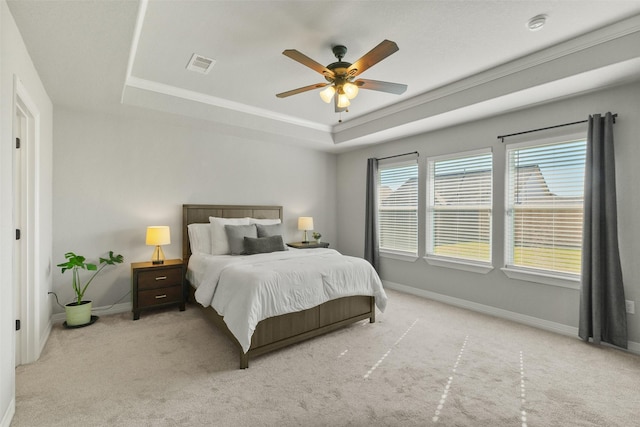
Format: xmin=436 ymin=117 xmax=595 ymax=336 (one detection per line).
xmin=579 ymin=112 xmax=627 ymax=349
xmin=364 ymin=158 xmax=380 ymax=272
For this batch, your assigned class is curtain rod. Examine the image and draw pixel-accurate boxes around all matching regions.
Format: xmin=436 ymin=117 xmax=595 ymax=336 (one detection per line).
xmin=376 ymin=151 xmax=419 ymax=161
xmin=497 ymin=113 xmax=618 ymax=143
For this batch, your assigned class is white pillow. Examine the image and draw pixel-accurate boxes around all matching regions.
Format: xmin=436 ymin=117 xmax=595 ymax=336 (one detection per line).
xmin=187 ymin=223 xmax=211 ymax=254
xmin=249 ymin=218 xmax=281 ymax=225
xmin=209 ymin=217 xmax=250 ymax=255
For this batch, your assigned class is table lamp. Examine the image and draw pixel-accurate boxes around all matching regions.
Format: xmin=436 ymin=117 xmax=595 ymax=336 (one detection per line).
xmin=298 ymin=217 xmax=314 ymax=243
xmin=146 ymin=226 xmax=170 ymax=264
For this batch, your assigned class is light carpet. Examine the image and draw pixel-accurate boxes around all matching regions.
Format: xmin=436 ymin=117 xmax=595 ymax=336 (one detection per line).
xmin=13 ymin=289 xmax=640 ymax=426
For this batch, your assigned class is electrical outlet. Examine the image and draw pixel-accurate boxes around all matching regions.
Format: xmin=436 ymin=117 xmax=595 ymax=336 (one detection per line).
xmin=626 ymin=300 xmax=635 ymax=315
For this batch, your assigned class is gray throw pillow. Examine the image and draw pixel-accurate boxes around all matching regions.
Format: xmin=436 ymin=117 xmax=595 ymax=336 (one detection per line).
xmin=225 ymin=224 xmax=257 ymax=255
xmin=256 ymin=223 xmax=284 ymax=237
xmin=244 ymin=235 xmax=286 ymax=255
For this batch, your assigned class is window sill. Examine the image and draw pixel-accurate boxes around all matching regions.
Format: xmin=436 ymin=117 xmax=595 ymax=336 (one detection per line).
xmin=424 ymin=256 xmax=493 ymax=274
xmin=380 ymin=250 xmax=419 ymax=262
xmin=501 ymin=267 xmax=580 ymax=290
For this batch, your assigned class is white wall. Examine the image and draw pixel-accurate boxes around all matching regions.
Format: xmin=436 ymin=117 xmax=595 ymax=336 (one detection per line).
xmin=0 ymin=1 xmax=53 ymax=425
xmin=52 ymin=106 xmax=337 ymax=310
xmin=336 ymin=81 xmax=640 ymax=345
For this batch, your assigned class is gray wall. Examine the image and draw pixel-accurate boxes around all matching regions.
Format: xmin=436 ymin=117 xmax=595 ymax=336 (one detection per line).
xmin=336 ymin=81 xmax=640 ymax=344
xmin=52 ymin=106 xmax=337 ymax=311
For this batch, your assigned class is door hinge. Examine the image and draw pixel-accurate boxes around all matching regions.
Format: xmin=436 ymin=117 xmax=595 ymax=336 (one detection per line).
xmin=16 ymin=319 xmax=21 ymax=331
xmin=16 ymin=137 xmax=20 ymax=149
xmin=16 ymin=229 xmax=21 ymax=240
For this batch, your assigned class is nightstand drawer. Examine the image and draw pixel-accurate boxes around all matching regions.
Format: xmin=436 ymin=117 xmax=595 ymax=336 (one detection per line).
xmin=137 ymin=268 xmax=182 ymax=290
xmin=138 ymin=285 xmax=182 ymax=307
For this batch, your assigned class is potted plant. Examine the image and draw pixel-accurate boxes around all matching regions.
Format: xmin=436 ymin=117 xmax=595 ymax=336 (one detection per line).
xmin=312 ymin=232 xmax=322 ymax=243
xmin=57 ymin=251 xmax=124 ymax=326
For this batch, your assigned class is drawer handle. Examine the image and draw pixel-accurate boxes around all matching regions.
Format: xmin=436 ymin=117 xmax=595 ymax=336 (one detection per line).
xmin=155 ymin=294 xmax=167 ymax=299
xmin=155 ymin=276 xmax=167 ymax=281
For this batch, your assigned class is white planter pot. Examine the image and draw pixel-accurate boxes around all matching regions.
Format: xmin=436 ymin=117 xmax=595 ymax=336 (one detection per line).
xmin=65 ymin=301 xmax=92 ymax=326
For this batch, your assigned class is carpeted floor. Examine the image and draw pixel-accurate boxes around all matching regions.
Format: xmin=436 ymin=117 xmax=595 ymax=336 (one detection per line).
xmin=13 ymin=289 xmax=640 ymax=426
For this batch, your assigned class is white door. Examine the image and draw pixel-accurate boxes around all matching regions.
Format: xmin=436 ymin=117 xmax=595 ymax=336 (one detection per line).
xmin=14 ymin=102 xmax=26 ymax=367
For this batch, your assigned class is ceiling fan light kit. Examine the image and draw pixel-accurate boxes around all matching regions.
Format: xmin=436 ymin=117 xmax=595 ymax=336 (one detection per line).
xmin=276 ymin=40 xmax=407 ymax=116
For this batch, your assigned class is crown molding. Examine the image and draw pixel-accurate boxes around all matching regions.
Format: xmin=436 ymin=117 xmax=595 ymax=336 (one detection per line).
xmin=124 ymin=76 xmax=332 ymax=133
xmin=120 ymin=0 xmax=148 ymax=104
xmin=334 ymin=13 xmax=640 ymax=134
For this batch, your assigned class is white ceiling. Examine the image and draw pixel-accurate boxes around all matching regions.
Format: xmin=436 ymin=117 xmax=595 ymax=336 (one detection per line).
xmin=8 ymin=0 xmax=640 ymax=152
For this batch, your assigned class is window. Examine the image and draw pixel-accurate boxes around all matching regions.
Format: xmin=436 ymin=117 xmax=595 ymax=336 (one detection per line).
xmin=505 ymin=136 xmax=586 ymax=277
xmin=426 ymin=149 xmax=493 ymax=265
xmin=378 ymin=158 xmax=419 ymax=256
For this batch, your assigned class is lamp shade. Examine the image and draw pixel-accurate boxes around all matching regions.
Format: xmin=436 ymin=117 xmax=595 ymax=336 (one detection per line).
xmin=319 ymin=86 xmax=335 ymax=103
xmin=146 ymin=226 xmax=171 ymax=246
xmin=337 ymin=93 xmax=351 ymax=108
xmin=298 ymin=217 xmax=314 ymax=231
xmin=343 ymin=82 xmax=359 ymax=99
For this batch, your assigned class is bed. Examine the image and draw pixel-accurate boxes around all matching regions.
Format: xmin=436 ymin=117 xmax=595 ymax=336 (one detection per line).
xmin=182 ymin=204 xmax=387 ymax=368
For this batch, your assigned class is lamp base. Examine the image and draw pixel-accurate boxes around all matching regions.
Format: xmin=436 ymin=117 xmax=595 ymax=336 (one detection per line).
xmin=151 ymin=245 xmax=165 ymax=265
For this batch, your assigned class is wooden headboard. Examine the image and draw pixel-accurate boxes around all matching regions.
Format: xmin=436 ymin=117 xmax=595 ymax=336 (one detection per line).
xmin=182 ymin=204 xmax=283 ymax=264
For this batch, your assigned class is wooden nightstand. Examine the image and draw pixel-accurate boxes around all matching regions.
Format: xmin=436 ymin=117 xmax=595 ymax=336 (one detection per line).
xmin=131 ymin=259 xmax=185 ymax=320
xmin=287 ymin=241 xmax=330 ymax=249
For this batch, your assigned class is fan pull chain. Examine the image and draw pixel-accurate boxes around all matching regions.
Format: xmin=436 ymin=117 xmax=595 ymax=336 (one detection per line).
xmin=338 ymin=108 xmax=349 ymax=123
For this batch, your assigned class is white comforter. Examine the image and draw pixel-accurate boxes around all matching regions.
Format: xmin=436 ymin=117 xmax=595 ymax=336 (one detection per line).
xmin=188 ymin=248 xmax=387 ymax=353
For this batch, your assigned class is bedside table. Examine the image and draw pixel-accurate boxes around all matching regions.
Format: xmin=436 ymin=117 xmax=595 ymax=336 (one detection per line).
xmin=131 ymin=259 xmax=185 ymax=320
xmin=287 ymin=241 xmax=330 ymax=249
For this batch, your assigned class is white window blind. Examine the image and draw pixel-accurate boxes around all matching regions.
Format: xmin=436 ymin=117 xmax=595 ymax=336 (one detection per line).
xmin=505 ymin=137 xmax=586 ymax=275
xmin=427 ymin=149 xmax=493 ymax=263
xmin=378 ymin=159 xmax=418 ymax=255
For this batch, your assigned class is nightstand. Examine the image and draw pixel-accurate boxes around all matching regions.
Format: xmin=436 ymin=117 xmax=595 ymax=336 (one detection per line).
xmin=131 ymin=259 xmax=185 ymax=320
xmin=287 ymin=241 xmax=330 ymax=249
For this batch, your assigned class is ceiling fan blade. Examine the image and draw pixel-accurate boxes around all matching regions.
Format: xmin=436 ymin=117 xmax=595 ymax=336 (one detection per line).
xmin=276 ymin=83 xmax=329 ymax=98
xmin=347 ymin=40 xmax=399 ymax=77
xmin=355 ymin=78 xmax=407 ymax=95
xmin=282 ymin=49 xmax=335 ymax=78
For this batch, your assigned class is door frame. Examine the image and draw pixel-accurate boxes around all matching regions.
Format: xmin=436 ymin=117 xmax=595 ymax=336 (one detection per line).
xmin=13 ymin=76 xmax=40 ymax=365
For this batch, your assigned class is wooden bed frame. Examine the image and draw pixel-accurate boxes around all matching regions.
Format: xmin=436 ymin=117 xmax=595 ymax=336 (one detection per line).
xmin=182 ymin=204 xmax=376 ymax=368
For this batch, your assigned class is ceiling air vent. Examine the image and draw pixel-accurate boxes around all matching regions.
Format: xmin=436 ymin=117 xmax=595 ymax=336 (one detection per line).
xmin=186 ymin=53 xmax=216 ymax=74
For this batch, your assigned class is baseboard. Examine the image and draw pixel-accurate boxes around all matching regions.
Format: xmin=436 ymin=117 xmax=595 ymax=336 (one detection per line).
xmin=627 ymin=339 xmax=640 ymax=354
xmin=383 ymin=280 xmax=640 ymax=355
xmin=39 ymin=319 xmax=52 ymax=357
xmin=0 ymin=398 xmax=15 ymax=427
xmin=51 ymin=302 xmax=132 ymax=323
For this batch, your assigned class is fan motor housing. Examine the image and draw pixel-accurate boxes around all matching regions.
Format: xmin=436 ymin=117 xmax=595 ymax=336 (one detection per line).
xmin=327 ymin=61 xmax=352 ymax=79
xmin=325 ymin=45 xmax=353 ymax=82
xmin=332 ymin=45 xmax=348 ymax=60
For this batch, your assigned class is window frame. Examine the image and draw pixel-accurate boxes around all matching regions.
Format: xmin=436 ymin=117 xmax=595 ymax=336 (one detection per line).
xmin=502 ymin=132 xmax=586 ymax=289
xmin=377 ymin=156 xmax=419 ymax=261
xmin=424 ymin=148 xmax=494 ymax=274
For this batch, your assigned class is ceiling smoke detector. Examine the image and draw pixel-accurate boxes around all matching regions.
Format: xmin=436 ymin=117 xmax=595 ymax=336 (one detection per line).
xmin=186 ymin=53 xmax=216 ymax=74
xmin=527 ymin=14 xmax=547 ymax=31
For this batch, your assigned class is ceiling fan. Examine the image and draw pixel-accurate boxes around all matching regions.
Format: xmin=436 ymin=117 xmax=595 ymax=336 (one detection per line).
xmin=276 ymin=40 xmax=408 ymax=114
